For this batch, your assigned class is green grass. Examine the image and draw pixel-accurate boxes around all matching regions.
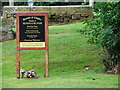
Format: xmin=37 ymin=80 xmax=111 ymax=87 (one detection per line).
xmin=2 ymin=22 xmax=118 ymax=88
xmin=12 ymin=28 xmax=16 ymax=32
xmin=0 ymin=43 xmax=2 ymax=89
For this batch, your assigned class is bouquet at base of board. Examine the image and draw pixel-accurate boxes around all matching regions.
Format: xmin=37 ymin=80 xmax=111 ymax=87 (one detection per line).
xmin=20 ymin=69 xmax=37 ymax=78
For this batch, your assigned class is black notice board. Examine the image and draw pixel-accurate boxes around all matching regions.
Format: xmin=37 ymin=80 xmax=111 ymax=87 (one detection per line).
xmin=19 ymin=16 xmax=45 ymax=42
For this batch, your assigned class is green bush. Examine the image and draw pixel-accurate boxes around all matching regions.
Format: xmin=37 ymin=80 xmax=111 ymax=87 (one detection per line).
xmin=80 ymin=2 xmax=120 ymax=73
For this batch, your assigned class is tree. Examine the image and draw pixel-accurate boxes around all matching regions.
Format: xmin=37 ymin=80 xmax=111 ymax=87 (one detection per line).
xmin=80 ymin=2 xmax=120 ymax=74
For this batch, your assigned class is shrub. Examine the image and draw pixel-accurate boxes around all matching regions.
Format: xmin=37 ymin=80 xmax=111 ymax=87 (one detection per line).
xmin=80 ymin=2 xmax=120 ymax=74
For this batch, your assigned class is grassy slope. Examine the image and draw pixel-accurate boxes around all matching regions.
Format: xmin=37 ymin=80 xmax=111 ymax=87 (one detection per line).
xmin=0 ymin=43 xmax=2 ymax=89
xmin=2 ymin=22 xmax=118 ymax=88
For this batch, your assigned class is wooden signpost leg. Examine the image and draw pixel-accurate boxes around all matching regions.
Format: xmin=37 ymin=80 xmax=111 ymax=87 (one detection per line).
xmin=45 ymin=47 xmax=49 ymax=77
xmin=16 ymin=49 xmax=20 ymax=79
xmin=45 ymin=14 xmax=49 ymax=77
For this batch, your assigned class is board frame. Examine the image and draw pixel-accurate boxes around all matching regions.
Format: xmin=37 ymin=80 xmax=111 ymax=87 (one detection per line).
xmin=16 ymin=11 xmax=49 ymax=79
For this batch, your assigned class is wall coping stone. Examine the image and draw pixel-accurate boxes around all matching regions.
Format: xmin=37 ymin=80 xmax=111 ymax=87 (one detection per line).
xmin=4 ymin=5 xmax=91 ymax=8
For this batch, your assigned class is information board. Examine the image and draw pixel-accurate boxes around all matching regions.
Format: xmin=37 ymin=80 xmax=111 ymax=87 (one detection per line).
xmin=16 ymin=12 xmax=49 ymax=79
xmin=20 ymin=16 xmax=45 ymax=48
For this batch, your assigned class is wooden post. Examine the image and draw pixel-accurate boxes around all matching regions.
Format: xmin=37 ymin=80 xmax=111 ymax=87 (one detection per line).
xmin=89 ymin=0 xmax=94 ymax=6
xmin=45 ymin=14 xmax=49 ymax=77
xmin=45 ymin=46 xmax=49 ymax=77
xmin=9 ymin=0 xmax=14 ymax=6
xmin=16 ymin=50 xmax=20 ymax=79
xmin=16 ymin=13 xmax=20 ymax=79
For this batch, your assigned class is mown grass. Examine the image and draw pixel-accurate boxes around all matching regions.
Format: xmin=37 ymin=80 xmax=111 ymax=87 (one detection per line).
xmin=2 ymin=22 xmax=118 ymax=88
xmin=0 ymin=43 xmax=2 ymax=89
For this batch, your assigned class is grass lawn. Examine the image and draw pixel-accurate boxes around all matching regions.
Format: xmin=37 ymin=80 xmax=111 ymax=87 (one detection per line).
xmin=2 ymin=22 xmax=118 ymax=88
xmin=0 ymin=43 xmax=2 ymax=89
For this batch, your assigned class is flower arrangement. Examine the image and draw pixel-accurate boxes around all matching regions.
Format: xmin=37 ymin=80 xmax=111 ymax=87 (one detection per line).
xmin=26 ymin=70 xmax=37 ymax=78
xmin=20 ymin=69 xmax=37 ymax=78
xmin=20 ymin=69 xmax=26 ymax=78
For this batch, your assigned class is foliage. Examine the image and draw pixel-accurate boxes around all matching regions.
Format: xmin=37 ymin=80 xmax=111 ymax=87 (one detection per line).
xmin=2 ymin=2 xmax=9 ymax=7
xmin=14 ymin=2 xmax=28 ymax=6
xmin=81 ymin=2 xmax=88 ymax=5
xmin=80 ymin=2 xmax=120 ymax=73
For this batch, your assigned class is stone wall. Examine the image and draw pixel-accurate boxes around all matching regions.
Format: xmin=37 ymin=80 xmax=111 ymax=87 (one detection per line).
xmin=0 ymin=27 xmax=16 ymax=42
xmin=3 ymin=5 xmax=93 ymax=27
xmin=1 ymin=5 xmax=93 ymax=42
